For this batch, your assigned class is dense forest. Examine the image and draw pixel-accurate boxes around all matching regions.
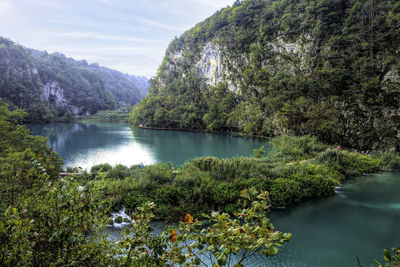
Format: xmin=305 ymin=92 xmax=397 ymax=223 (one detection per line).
xmin=132 ymin=0 xmax=400 ymax=151
xmin=0 ymin=37 xmax=148 ymax=122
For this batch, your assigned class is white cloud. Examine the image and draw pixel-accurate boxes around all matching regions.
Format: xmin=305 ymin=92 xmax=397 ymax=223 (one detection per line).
xmin=54 ymin=32 xmax=163 ymax=43
xmin=130 ymin=15 xmax=187 ymax=32
xmin=0 ymin=1 xmax=13 ymax=16
xmin=0 ymin=0 xmax=236 ymax=77
xmin=189 ymin=0 xmax=233 ymax=9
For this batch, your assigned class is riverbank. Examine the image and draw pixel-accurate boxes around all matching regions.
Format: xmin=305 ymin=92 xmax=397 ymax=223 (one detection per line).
xmin=74 ymin=135 xmax=399 ymax=222
xmin=138 ymin=124 xmax=271 ymax=139
xmin=79 ymin=109 xmax=131 ymax=123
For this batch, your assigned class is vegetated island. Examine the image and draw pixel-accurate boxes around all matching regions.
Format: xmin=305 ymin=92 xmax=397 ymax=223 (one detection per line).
xmin=83 ymin=136 xmax=399 ymax=222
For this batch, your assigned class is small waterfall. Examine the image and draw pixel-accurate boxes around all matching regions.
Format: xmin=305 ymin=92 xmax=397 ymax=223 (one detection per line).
xmin=109 ymin=206 xmax=133 ymax=229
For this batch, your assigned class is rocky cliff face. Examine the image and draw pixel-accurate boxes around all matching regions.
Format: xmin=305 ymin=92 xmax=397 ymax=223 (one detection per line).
xmin=194 ymin=42 xmax=237 ymax=91
xmin=134 ymin=0 xmax=400 ymax=150
xmin=0 ymin=37 xmax=148 ymax=121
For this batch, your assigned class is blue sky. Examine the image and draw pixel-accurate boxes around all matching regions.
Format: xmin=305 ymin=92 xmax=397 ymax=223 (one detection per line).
xmin=0 ymin=0 xmax=235 ymax=77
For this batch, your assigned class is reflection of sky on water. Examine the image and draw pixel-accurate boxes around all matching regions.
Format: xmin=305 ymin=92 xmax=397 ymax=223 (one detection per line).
xmin=66 ymin=141 xmax=155 ymax=170
xmin=28 ymin=122 xmax=269 ymax=170
xmin=28 ymin=123 xmax=156 ymax=170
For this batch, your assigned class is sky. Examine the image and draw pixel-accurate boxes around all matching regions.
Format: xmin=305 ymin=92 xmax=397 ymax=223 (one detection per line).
xmin=0 ymin=0 xmax=235 ymax=78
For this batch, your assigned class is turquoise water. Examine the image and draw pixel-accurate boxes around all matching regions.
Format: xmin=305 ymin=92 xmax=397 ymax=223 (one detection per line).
xmin=247 ymin=172 xmax=400 ymax=266
xmin=29 ymin=123 xmax=400 ymax=266
xmin=28 ymin=122 xmax=268 ymax=169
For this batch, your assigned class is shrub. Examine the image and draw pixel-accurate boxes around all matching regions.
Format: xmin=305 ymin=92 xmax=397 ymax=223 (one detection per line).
xmin=314 ymin=150 xmax=381 ymax=177
xmin=106 ymin=164 xmax=131 ymax=179
xmin=271 ymin=135 xmax=327 ymax=161
xmin=376 ymin=152 xmax=400 ymax=171
xmin=253 ymin=146 xmax=265 ymax=158
xmin=269 ymin=178 xmax=302 ymax=207
xmin=90 ymin=163 xmax=112 ymax=174
xmin=175 ymin=165 xmax=204 ymax=186
xmin=142 ymin=163 xmax=174 ymax=185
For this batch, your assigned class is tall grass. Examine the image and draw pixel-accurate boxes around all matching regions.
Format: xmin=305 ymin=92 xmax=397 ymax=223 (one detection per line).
xmin=77 ymin=136 xmax=399 ymax=221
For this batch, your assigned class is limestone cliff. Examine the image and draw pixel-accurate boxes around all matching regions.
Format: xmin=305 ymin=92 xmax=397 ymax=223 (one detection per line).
xmin=0 ymin=37 xmax=148 ymax=121
xmin=133 ymin=0 xmax=400 ymax=150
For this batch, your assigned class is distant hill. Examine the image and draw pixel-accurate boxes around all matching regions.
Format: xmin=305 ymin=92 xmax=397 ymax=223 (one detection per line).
xmin=0 ymin=37 xmax=148 ymax=122
xmin=132 ymin=0 xmax=400 ymax=151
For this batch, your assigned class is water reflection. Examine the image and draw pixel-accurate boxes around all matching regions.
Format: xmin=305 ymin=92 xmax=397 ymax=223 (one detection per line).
xmin=28 ymin=122 xmax=268 ymax=169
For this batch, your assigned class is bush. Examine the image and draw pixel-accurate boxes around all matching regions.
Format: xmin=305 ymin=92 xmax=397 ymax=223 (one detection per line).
xmin=90 ymin=163 xmax=112 ymax=173
xmin=77 ymin=135 xmax=400 ymax=221
xmin=141 ymin=163 xmax=174 ymax=185
xmin=103 ymin=177 xmax=137 ymax=209
xmin=314 ymin=150 xmax=382 ymax=177
xmin=175 ymin=165 xmax=204 ymax=186
xmin=376 ymin=152 xmax=400 ymax=171
xmin=271 ymin=135 xmax=327 ymax=161
xmin=269 ymin=178 xmax=302 ymax=207
xmin=106 ymin=164 xmax=131 ymax=179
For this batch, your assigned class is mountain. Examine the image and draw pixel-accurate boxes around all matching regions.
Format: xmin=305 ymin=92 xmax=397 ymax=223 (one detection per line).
xmin=131 ymin=0 xmax=400 ymax=151
xmin=0 ymin=37 xmax=148 ymax=122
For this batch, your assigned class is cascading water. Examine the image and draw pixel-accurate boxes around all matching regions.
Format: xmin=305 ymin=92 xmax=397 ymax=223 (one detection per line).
xmin=110 ymin=206 xmax=133 ymax=229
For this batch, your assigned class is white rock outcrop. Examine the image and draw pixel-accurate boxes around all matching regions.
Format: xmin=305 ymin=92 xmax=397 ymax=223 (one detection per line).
xmin=42 ymin=81 xmax=68 ymax=107
xmin=195 ymin=42 xmax=237 ymax=91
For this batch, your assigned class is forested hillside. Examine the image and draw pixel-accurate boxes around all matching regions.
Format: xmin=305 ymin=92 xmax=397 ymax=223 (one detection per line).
xmin=132 ymin=0 xmax=400 ymax=151
xmin=0 ymin=37 xmax=148 ymax=122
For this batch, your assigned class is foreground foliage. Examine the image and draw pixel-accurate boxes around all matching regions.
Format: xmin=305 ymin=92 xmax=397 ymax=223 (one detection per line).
xmin=118 ymin=189 xmax=290 ymax=267
xmin=375 ymin=247 xmax=400 ymax=267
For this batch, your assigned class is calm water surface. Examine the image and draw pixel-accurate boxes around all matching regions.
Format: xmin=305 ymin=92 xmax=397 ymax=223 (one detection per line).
xmin=28 ymin=122 xmax=268 ymax=169
xmin=248 ymin=172 xmax=400 ymax=266
xmin=29 ymin=122 xmax=400 ymax=266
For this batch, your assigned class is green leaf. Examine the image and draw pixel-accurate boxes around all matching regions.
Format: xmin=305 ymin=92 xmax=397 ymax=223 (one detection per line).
xmin=383 ymin=249 xmax=392 ymax=262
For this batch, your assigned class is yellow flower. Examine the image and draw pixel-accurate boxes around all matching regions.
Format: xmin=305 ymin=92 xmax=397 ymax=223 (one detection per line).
xmin=169 ymin=229 xmax=177 ymax=243
xmin=184 ymin=213 xmax=193 ymax=224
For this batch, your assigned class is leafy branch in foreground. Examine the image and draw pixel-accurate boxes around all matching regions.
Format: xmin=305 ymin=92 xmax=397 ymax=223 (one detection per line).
xmin=120 ymin=188 xmax=291 ymax=266
xmin=375 ymin=247 xmax=400 ymax=267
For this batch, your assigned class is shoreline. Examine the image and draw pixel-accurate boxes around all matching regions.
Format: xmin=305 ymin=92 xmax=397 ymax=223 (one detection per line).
xmin=137 ymin=124 xmax=271 ymax=139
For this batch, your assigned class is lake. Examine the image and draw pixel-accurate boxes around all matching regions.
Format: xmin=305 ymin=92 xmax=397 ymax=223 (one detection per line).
xmin=29 ymin=122 xmax=400 ymax=266
xmin=28 ymin=122 xmax=268 ymax=169
xmin=249 ymin=171 xmax=400 ymax=266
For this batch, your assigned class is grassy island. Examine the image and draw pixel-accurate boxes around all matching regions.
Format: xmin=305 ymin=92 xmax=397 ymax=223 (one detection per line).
xmin=78 ymin=135 xmax=399 ymax=222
